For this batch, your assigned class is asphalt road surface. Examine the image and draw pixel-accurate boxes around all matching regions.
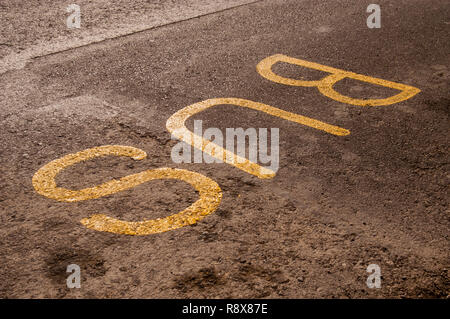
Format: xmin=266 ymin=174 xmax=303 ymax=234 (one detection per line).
xmin=0 ymin=0 xmax=449 ymax=298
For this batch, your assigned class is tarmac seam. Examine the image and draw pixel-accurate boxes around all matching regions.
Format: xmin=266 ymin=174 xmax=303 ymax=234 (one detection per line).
xmin=0 ymin=0 xmax=264 ymax=74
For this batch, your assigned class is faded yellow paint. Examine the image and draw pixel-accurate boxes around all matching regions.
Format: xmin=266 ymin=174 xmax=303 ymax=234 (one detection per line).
xmin=32 ymin=145 xmax=222 ymax=235
xmin=166 ymin=98 xmax=350 ymax=179
xmin=257 ymin=54 xmax=421 ymax=106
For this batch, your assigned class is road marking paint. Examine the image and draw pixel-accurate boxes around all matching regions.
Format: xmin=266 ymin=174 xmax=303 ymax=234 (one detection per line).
xmin=256 ymin=54 xmax=421 ymax=106
xmin=32 ymin=145 xmax=222 ymax=235
xmin=166 ymin=98 xmax=350 ymax=179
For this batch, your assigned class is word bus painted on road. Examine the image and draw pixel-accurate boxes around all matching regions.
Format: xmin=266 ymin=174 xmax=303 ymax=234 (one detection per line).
xmin=33 ymin=54 xmax=420 ymax=235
